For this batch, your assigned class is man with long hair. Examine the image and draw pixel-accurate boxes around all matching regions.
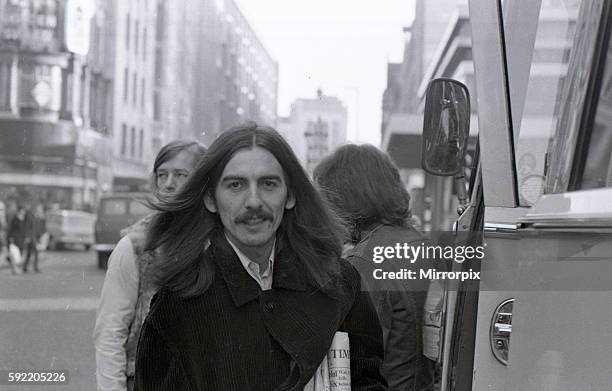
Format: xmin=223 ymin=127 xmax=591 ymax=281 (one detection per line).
xmin=134 ymin=123 xmax=385 ymax=390
xmin=94 ymin=140 xmax=207 ymax=391
xmin=314 ymin=144 xmax=435 ymax=391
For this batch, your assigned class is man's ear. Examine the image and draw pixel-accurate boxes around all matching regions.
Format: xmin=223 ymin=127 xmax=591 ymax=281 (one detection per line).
xmin=204 ymin=192 xmax=217 ymax=213
xmin=285 ymin=192 xmax=296 ymax=210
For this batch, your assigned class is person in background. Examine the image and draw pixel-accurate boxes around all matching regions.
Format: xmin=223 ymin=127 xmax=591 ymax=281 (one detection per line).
xmin=94 ymin=140 xmax=207 ymax=391
xmin=314 ymin=144 xmax=435 ymax=391
xmin=22 ymin=203 xmax=46 ymax=273
xmin=0 ymin=198 xmax=7 ymax=265
xmin=7 ymin=204 xmax=32 ymax=274
xmin=133 ymin=123 xmax=386 ymax=391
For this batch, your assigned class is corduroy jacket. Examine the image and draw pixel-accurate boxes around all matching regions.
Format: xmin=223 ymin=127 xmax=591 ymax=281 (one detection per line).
xmin=134 ymin=233 xmax=387 ymax=391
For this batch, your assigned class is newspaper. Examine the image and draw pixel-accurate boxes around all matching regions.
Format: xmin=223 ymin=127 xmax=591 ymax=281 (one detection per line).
xmin=304 ymin=331 xmax=350 ymax=391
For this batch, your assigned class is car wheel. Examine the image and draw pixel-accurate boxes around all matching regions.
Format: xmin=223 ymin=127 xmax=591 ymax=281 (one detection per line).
xmin=97 ymin=251 xmax=111 ymax=269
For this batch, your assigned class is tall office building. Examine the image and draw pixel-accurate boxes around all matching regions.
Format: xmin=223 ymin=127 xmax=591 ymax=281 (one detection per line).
xmin=193 ymin=0 xmax=279 ymax=145
xmin=151 ymin=0 xmax=201 ymax=147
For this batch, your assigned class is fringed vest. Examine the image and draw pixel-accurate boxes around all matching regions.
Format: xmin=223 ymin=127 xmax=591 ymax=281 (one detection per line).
xmin=122 ymin=215 xmax=157 ymax=377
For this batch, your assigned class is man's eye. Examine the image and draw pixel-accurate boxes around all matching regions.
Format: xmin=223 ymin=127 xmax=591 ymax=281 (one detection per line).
xmin=157 ymin=173 xmax=167 ymax=179
xmin=262 ymin=180 xmax=278 ymax=189
xmin=228 ymin=181 xmax=243 ymax=190
xmin=177 ymin=172 xmax=188 ymax=178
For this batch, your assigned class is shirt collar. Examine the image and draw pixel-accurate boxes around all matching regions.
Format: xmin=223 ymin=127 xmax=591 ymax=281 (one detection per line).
xmin=225 ymin=234 xmax=275 ymax=276
xmin=210 ymin=231 xmax=307 ymax=307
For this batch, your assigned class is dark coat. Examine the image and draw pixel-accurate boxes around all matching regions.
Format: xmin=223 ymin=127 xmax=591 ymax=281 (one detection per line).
xmin=134 ymin=233 xmax=387 ymax=391
xmin=345 ymin=224 xmax=435 ymax=391
xmin=7 ymin=212 xmax=34 ymax=249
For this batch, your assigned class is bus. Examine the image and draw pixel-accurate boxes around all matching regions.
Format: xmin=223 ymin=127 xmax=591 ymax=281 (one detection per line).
xmin=422 ymin=1 xmax=612 ymax=389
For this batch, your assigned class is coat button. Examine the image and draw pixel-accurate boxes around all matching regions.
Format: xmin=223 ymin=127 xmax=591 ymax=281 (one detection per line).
xmin=265 ymin=302 xmax=275 ymax=312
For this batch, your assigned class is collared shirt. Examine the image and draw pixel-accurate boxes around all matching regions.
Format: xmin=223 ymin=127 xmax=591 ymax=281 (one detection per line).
xmin=225 ymin=234 xmax=275 ymax=291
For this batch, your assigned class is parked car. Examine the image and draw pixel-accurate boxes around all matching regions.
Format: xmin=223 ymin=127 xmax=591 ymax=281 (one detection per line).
xmin=93 ymin=193 xmax=151 ymax=269
xmin=45 ymin=210 xmax=96 ymax=251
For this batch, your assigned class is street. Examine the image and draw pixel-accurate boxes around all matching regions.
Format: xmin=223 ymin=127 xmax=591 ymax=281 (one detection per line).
xmin=0 ymin=248 xmax=105 ymax=390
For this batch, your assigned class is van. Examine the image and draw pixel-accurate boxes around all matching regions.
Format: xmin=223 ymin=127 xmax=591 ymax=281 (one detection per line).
xmin=45 ymin=210 xmax=96 ymax=250
xmin=93 ymin=193 xmax=151 ymax=269
xmin=419 ymin=1 xmax=612 ymax=389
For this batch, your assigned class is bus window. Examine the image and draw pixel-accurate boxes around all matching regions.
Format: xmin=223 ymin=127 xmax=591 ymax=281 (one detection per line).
xmin=577 ymin=28 xmax=612 ymax=189
xmin=507 ymin=0 xmax=583 ymax=205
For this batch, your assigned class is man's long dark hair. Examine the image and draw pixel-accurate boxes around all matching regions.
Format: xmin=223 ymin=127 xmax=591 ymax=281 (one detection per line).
xmin=314 ymin=144 xmax=411 ymax=243
xmin=145 ymin=123 xmax=346 ymax=298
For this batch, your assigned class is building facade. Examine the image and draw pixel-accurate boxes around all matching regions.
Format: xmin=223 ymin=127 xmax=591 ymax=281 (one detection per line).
xmin=381 ymin=0 xmax=578 ymax=230
xmin=0 ymin=0 xmax=278 ymax=205
xmin=107 ymin=0 xmax=159 ymax=192
xmin=151 ymin=0 xmax=200 ymax=147
xmin=381 ymin=0 xmax=475 ymax=230
xmin=193 ymin=0 xmax=278 ymax=145
xmin=281 ymin=90 xmax=347 ymax=174
xmin=0 ymin=0 xmax=112 ymax=210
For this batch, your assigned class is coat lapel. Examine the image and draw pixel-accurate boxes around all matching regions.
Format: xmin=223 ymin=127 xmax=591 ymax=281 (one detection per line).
xmin=210 ymin=233 xmax=261 ymax=307
xmin=210 ymin=233 xmax=348 ymax=380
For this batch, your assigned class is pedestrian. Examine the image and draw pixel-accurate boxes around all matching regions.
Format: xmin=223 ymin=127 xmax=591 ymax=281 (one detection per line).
xmin=133 ymin=123 xmax=386 ymax=390
xmin=7 ymin=204 xmax=28 ymax=274
xmin=93 ymin=140 xmax=207 ymax=391
xmin=314 ymin=144 xmax=435 ymax=391
xmin=22 ymin=203 xmax=46 ymax=273
xmin=0 ymin=198 xmax=7 ymax=265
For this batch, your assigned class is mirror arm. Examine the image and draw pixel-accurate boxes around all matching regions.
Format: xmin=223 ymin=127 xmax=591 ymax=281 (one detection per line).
xmin=454 ymin=171 xmax=469 ymax=215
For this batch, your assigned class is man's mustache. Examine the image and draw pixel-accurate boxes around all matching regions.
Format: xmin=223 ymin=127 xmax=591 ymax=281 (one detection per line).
xmin=235 ymin=210 xmax=273 ymax=224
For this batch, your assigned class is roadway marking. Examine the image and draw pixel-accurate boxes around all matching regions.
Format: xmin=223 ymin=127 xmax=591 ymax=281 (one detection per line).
xmin=0 ymin=297 xmax=99 ymax=311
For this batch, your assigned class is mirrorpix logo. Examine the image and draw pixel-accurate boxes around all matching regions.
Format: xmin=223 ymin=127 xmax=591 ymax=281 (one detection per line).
xmin=369 ymin=242 xmax=485 ymax=281
xmin=372 ymin=267 xmax=480 ymax=281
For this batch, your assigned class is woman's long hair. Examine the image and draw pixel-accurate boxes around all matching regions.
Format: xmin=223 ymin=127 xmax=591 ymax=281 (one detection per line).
xmin=146 ymin=123 xmax=346 ymax=298
xmin=314 ymin=144 xmax=411 ymax=243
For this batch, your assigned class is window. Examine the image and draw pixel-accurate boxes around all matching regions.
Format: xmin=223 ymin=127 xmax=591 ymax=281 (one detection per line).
xmin=0 ymin=61 xmax=11 ymax=111
xmin=153 ymin=91 xmax=160 ymax=120
xmin=139 ymin=128 xmax=144 ymax=158
xmin=133 ymin=72 xmax=138 ymax=106
xmin=578 ymin=24 xmax=612 ymax=189
xmin=154 ymin=46 xmax=163 ymax=83
xmin=135 ymin=20 xmax=140 ymax=55
xmin=141 ymin=78 xmax=145 ymax=111
xmin=121 ymin=124 xmax=127 ymax=155
xmin=123 ymin=67 xmax=129 ymax=102
xmin=130 ymin=126 xmax=136 ymax=157
xmin=89 ymin=76 xmax=98 ymax=128
xmin=143 ymin=27 xmax=147 ymax=61
xmin=126 ymin=14 xmax=131 ymax=50
xmin=101 ymin=200 xmax=127 ymax=215
xmin=155 ymin=3 xmax=164 ymax=41
xmin=503 ymin=0 xmax=583 ymax=205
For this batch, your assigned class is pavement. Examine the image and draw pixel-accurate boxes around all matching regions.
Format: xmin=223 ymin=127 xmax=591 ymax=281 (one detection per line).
xmin=0 ymin=248 xmax=106 ymax=390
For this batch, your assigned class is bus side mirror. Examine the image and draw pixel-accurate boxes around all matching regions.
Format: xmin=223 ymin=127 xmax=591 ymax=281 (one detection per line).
xmin=421 ymin=78 xmax=471 ymax=176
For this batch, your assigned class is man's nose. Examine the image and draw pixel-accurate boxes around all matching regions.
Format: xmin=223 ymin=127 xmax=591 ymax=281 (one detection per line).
xmin=245 ymin=185 xmax=263 ymax=208
xmin=163 ymin=174 xmax=176 ymax=190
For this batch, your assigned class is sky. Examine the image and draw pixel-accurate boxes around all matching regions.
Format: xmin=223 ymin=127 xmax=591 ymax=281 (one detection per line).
xmin=234 ymin=0 xmax=415 ymax=146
